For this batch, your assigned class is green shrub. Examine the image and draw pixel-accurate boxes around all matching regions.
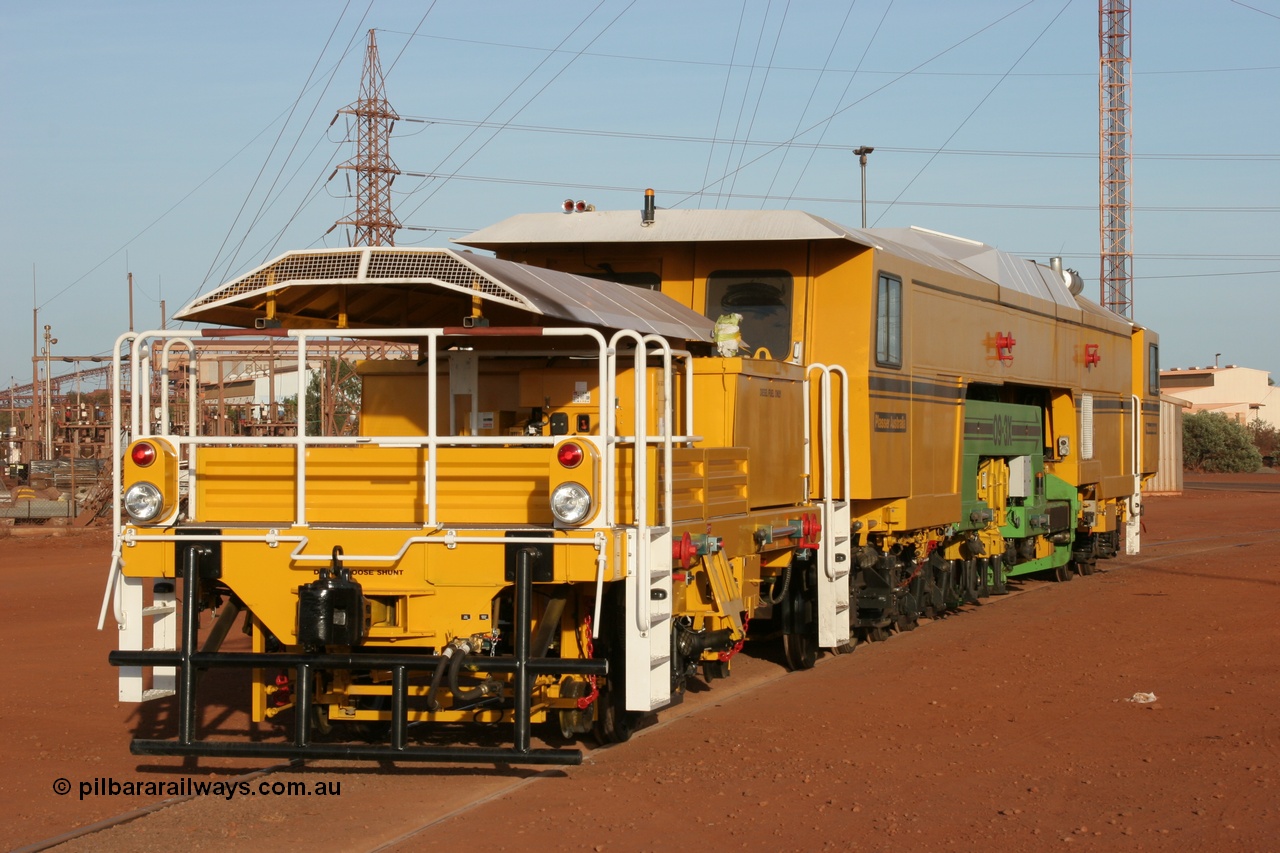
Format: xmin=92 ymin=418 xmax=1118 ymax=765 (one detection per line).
xmin=1248 ymin=419 xmax=1279 ymax=463
xmin=1183 ymin=412 xmax=1262 ymax=472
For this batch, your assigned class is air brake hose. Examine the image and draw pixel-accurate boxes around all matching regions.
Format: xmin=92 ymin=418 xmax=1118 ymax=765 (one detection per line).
xmin=425 ymin=645 xmax=455 ymax=712
xmin=766 ymin=559 xmax=793 ymax=605
xmin=447 ymin=645 xmax=498 ymax=703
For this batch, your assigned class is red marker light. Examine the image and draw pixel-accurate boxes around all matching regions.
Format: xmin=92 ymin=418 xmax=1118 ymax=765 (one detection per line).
xmin=575 ymin=200 xmax=588 ymax=213
xmin=562 ymin=198 xmax=575 ymax=213
xmin=131 ymin=442 xmax=157 ymax=467
xmin=557 ymin=442 xmax=584 ymax=468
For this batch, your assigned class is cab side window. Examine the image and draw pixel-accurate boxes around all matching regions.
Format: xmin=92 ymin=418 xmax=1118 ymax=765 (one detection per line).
xmin=1148 ymin=344 xmax=1160 ymax=395
xmin=705 ymin=270 xmax=793 ymax=360
xmin=876 ymin=273 xmax=902 ymax=368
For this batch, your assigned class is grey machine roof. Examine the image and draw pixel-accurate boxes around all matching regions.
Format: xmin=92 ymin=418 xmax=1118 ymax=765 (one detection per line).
xmin=173 ymin=246 xmax=715 ymax=343
xmin=458 ymin=209 xmax=1113 ymax=319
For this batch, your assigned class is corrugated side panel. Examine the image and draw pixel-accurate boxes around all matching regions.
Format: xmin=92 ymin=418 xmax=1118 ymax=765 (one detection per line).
xmin=307 ymin=446 xmax=426 ymax=523
xmin=1149 ymin=397 xmax=1185 ymax=494
xmin=195 ymin=447 xmax=294 ymax=523
xmin=704 ymin=447 xmax=749 ymax=518
xmin=660 ymin=446 xmax=749 ymax=523
xmin=666 ymin=448 xmax=707 ymax=523
xmin=433 ymin=447 xmax=550 ymax=524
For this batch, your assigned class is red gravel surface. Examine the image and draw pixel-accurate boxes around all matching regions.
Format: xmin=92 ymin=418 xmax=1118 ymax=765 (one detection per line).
xmin=3 ymin=472 xmax=1278 ymax=852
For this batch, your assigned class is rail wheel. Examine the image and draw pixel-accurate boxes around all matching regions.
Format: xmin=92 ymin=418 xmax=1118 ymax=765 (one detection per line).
xmin=783 ymin=629 xmax=818 ymax=670
xmin=831 ymin=636 xmax=858 ymax=655
xmin=593 ymin=685 xmax=637 ymax=744
xmin=1053 ymin=561 xmax=1074 ymax=582
xmin=781 ymin=552 xmax=818 ymax=670
xmin=592 ymin=584 xmax=641 ymax=744
xmin=1073 ymin=554 xmax=1096 ymax=576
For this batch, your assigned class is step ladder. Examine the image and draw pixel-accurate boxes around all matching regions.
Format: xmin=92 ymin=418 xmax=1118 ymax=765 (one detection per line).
xmin=116 ymin=573 xmax=177 ymax=702
xmin=818 ymin=499 xmax=852 ymax=647
xmin=624 ymin=526 xmax=673 ymax=712
xmin=806 ymin=362 xmax=853 ymax=649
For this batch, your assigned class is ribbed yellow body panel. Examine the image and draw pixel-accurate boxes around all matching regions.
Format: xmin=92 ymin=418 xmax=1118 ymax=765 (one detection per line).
xmin=194 ymin=446 xmax=549 ymax=525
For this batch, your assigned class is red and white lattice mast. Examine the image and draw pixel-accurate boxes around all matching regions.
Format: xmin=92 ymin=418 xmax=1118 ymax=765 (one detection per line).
xmin=1099 ymin=1 xmax=1133 ymax=317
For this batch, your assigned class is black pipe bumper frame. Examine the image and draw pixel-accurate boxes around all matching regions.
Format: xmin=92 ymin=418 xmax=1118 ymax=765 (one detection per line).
xmin=109 ymin=547 xmax=606 ymax=765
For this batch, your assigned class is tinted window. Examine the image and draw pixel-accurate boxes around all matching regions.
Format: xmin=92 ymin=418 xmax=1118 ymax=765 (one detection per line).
xmin=1148 ymin=343 xmax=1160 ymax=395
xmin=706 ymin=270 xmax=793 ymax=360
xmin=876 ymin=273 xmax=902 ymax=367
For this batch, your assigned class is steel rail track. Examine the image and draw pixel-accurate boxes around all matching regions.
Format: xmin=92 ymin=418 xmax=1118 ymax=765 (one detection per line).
xmin=31 ymin=524 xmax=1276 ymax=852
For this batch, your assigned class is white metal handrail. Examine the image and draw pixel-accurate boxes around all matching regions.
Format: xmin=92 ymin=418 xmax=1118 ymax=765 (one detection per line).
xmin=804 ymin=362 xmax=852 ymax=580
xmin=104 ymin=325 xmax=696 ymax=638
xmin=116 ymin=529 xmax=603 ymax=565
xmin=804 ymin=363 xmax=851 ymax=499
xmin=115 ymin=327 xmax=615 ymax=529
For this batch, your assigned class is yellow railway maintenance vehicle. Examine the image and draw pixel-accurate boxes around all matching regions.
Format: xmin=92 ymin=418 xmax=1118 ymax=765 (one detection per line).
xmin=103 ymin=199 xmax=1158 ymax=764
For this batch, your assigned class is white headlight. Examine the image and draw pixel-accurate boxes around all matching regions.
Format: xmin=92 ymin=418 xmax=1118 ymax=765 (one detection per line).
xmin=124 ymin=482 xmax=164 ymax=522
xmin=550 ymin=482 xmax=593 ymax=525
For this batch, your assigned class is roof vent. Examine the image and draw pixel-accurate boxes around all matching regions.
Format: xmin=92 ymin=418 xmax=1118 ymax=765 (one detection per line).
xmin=1050 ymin=256 xmax=1085 ymax=296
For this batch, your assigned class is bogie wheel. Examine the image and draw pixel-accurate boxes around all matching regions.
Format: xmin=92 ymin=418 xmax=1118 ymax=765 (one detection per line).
xmin=857 ymin=625 xmax=891 ymax=643
xmin=783 ymin=630 xmax=818 ymax=670
xmin=592 ymin=585 xmax=642 ymax=745
xmin=781 ymin=553 xmax=818 ymax=671
xmin=593 ymin=689 xmax=637 ymax=745
xmin=1053 ymin=561 xmax=1074 ymax=582
xmin=831 ymin=637 xmax=858 ymax=655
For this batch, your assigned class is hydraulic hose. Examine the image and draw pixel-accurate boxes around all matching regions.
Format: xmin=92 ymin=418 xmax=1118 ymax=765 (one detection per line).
xmin=766 ymin=560 xmax=792 ymax=605
xmin=425 ymin=646 xmax=455 ymax=712
xmin=448 ymin=645 xmax=499 ymax=703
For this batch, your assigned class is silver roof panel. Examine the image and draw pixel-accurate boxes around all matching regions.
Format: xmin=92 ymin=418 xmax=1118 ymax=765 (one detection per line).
xmin=459 ymin=210 xmax=985 ymax=281
xmin=174 ymin=247 xmax=714 ymax=342
xmin=461 ymin=211 xmax=1123 ymax=320
xmin=874 ymin=227 xmax=1079 ymax=309
xmin=458 ymin=209 xmax=870 ymax=247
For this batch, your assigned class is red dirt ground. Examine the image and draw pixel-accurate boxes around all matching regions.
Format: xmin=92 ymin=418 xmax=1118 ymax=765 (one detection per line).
xmin=3 ymin=472 xmax=1278 ymax=852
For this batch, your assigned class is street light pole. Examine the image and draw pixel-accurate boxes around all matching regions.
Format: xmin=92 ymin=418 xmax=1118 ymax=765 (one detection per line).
xmin=853 ymin=146 xmax=874 ymax=228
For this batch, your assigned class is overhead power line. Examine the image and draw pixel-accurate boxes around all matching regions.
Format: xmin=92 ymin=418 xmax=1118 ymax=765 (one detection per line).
xmin=395 ymin=114 xmax=1280 ymax=162
xmin=394 ymin=170 xmax=1280 ymax=213
xmin=378 ymin=27 xmax=1280 ymax=78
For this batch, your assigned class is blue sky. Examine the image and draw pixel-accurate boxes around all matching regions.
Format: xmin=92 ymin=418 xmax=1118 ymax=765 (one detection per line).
xmin=2 ymin=0 xmax=1277 ymax=395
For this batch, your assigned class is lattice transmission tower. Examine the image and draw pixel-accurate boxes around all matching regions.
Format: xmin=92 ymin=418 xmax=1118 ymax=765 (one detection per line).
xmin=334 ymin=29 xmax=401 ymax=246
xmin=1099 ymin=0 xmax=1133 ymax=317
